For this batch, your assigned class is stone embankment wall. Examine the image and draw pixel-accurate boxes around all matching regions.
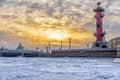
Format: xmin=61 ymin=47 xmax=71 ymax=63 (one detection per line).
xmin=117 ymin=46 xmax=120 ymax=58
xmin=51 ymin=49 xmax=117 ymax=58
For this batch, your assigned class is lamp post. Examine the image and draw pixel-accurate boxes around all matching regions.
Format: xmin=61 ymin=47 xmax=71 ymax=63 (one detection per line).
xmin=69 ymin=38 xmax=71 ymax=49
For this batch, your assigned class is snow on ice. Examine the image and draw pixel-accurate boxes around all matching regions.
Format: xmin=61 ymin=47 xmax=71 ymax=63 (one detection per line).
xmin=0 ymin=58 xmax=120 ymax=80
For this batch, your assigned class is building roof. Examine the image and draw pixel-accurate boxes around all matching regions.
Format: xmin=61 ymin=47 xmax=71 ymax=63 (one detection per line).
xmin=108 ymin=36 xmax=120 ymax=43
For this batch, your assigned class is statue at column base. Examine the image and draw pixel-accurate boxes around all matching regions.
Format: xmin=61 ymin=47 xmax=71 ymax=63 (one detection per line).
xmin=92 ymin=41 xmax=108 ymax=49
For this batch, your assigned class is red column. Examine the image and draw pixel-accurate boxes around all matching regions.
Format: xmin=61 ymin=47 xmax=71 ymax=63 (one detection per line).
xmin=96 ymin=12 xmax=103 ymax=41
xmin=94 ymin=2 xmax=105 ymax=42
xmin=92 ymin=2 xmax=107 ymax=48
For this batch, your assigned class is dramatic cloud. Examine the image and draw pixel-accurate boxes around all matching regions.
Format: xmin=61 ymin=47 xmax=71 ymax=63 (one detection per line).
xmin=0 ymin=0 xmax=120 ymax=49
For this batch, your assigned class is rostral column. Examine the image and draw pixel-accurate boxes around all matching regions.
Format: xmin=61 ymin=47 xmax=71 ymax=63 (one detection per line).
xmin=92 ymin=2 xmax=108 ymax=48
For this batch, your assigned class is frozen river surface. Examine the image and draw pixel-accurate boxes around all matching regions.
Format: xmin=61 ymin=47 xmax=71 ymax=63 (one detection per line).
xmin=1 ymin=57 xmax=120 ymax=80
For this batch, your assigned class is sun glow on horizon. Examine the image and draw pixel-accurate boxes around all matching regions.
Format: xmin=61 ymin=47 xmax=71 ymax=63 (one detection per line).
xmin=46 ymin=29 xmax=69 ymax=40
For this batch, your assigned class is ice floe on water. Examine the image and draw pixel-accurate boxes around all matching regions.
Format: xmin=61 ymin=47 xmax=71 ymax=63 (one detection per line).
xmin=0 ymin=57 xmax=120 ymax=80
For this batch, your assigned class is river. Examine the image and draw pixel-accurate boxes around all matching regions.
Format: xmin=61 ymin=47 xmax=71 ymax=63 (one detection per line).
xmin=0 ymin=57 xmax=120 ymax=80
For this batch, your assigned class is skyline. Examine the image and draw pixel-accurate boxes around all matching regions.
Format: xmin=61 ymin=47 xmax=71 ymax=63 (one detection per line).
xmin=0 ymin=0 xmax=120 ymax=49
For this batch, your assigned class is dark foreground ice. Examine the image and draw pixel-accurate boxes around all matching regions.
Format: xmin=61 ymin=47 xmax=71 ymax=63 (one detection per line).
xmin=0 ymin=57 xmax=120 ymax=80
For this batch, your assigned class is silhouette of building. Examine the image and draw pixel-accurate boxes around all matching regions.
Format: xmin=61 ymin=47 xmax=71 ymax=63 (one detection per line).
xmin=0 ymin=46 xmax=4 ymax=51
xmin=16 ymin=43 xmax=24 ymax=50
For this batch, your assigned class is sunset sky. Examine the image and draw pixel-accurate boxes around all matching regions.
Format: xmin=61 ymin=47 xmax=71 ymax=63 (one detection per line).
xmin=0 ymin=0 xmax=120 ymax=50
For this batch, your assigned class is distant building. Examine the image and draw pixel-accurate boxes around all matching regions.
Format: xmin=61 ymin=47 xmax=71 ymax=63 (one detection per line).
xmin=16 ymin=43 xmax=24 ymax=51
xmin=108 ymin=37 xmax=120 ymax=48
xmin=0 ymin=46 xmax=4 ymax=51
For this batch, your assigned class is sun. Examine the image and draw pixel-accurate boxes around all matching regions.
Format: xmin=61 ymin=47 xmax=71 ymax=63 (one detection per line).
xmin=46 ymin=29 xmax=68 ymax=40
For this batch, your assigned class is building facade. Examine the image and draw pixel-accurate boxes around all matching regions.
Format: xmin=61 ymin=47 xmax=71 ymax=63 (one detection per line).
xmin=108 ymin=37 xmax=120 ymax=48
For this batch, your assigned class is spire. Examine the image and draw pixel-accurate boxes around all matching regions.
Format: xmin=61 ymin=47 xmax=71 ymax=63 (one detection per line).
xmin=0 ymin=46 xmax=4 ymax=51
xmin=16 ymin=43 xmax=24 ymax=50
